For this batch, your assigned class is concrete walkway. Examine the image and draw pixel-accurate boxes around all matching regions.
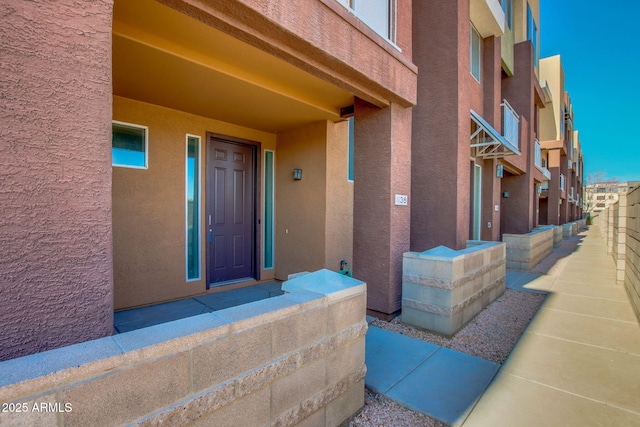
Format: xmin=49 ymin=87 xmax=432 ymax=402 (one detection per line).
xmin=463 ymin=225 xmax=640 ymax=426
xmin=364 ymin=225 xmax=640 ymax=426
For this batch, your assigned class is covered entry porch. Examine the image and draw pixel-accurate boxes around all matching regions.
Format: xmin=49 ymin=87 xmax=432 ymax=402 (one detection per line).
xmin=112 ymin=0 xmax=416 ymax=317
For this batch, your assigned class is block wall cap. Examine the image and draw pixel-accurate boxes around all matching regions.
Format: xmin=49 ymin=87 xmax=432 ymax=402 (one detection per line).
xmin=282 ymin=269 xmax=365 ymax=302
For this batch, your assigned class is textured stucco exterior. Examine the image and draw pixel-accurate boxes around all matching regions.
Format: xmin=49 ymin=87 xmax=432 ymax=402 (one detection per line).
xmin=155 ymin=0 xmax=416 ymax=109
xmin=354 ymin=99 xmax=412 ymax=317
xmin=275 ymin=120 xmax=353 ymax=280
xmin=500 ymin=42 xmax=545 ymax=234
xmin=411 ymin=0 xmax=505 ymax=252
xmin=539 ymin=55 xmax=583 ymax=226
xmin=2 ymin=0 xmax=417 ymax=359
xmin=411 ymin=0 xmax=472 ymax=252
xmin=112 ymin=96 xmax=277 ymax=310
xmin=0 ymin=1 xmax=115 ymax=361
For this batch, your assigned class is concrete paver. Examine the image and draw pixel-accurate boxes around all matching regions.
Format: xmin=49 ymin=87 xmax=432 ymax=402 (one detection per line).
xmin=463 ymin=226 xmax=640 ymax=426
xmin=365 ymin=326 xmax=499 ymax=425
xmin=365 ymin=326 xmax=439 ymax=394
xmin=385 ymin=347 xmax=499 ymax=425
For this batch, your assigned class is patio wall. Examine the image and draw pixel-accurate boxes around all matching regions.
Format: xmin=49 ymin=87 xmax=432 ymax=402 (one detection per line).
xmin=402 ymin=241 xmax=506 ymax=336
xmin=503 ymin=226 xmax=556 ymax=271
xmin=0 ymin=270 xmax=366 ymax=427
xmin=553 ymin=224 xmax=563 ymax=248
xmin=562 ymin=219 xmax=587 ymax=239
xmin=624 ymin=187 xmax=640 ymax=321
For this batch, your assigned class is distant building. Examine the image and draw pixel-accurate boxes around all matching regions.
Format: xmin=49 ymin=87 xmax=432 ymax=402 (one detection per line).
xmin=584 ymin=182 xmax=640 ymax=214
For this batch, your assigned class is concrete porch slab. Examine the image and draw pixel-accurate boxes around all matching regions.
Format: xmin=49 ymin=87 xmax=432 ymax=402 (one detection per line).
xmin=114 ymin=282 xmax=283 ymax=333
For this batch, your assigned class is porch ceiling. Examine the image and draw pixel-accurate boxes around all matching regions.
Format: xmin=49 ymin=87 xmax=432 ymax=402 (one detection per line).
xmin=112 ymin=0 xmax=354 ymax=133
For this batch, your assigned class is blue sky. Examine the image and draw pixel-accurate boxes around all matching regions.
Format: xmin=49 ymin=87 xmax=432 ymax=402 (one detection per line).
xmin=540 ymin=0 xmax=640 ymax=183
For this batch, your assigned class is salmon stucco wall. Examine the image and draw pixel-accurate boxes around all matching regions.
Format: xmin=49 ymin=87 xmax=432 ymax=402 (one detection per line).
xmin=0 ymin=1 xmax=115 ymax=361
xmin=411 ymin=0 xmax=472 ymax=252
xmin=112 ymin=96 xmax=276 ymax=310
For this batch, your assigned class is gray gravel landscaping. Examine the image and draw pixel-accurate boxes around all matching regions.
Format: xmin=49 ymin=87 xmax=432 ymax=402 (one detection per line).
xmin=348 ymin=288 xmax=546 ymax=426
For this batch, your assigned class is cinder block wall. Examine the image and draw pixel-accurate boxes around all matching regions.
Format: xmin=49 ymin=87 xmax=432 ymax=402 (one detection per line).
xmin=553 ymin=225 xmax=563 ymax=248
xmin=0 ymin=272 xmax=366 ymax=427
xmin=612 ymin=196 xmax=628 ymax=283
xmin=503 ymin=227 xmax=555 ymax=271
xmin=402 ymin=241 xmax=506 ymax=336
xmin=607 ymin=206 xmax=616 ymax=254
xmin=625 ymin=187 xmax=640 ymax=322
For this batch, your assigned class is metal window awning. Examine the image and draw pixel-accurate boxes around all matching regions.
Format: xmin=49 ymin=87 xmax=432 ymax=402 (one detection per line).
xmin=470 ymin=109 xmax=520 ymax=159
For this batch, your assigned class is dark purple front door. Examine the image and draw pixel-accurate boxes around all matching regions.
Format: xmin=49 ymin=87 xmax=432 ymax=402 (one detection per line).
xmin=206 ymin=136 xmax=256 ymax=287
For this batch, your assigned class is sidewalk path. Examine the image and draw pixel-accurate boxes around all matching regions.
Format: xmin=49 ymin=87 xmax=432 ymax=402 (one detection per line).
xmin=463 ymin=225 xmax=640 ymax=426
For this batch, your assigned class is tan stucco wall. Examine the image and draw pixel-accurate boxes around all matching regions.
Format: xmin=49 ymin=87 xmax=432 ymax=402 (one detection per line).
xmin=539 ymin=55 xmax=564 ymax=142
xmin=112 ymin=96 xmax=276 ymax=310
xmin=325 ymin=121 xmax=355 ymax=272
xmin=274 ymin=121 xmax=353 ymax=280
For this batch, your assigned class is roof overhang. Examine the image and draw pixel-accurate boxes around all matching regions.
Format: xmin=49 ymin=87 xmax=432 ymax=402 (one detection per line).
xmin=470 ymin=110 xmax=520 ymax=159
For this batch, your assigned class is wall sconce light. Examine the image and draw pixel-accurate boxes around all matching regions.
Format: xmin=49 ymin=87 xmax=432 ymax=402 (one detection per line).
xmin=503 ymin=191 xmax=509 ymax=198
xmin=496 ymin=164 xmax=504 ymax=179
xmin=293 ymin=168 xmax=303 ymax=181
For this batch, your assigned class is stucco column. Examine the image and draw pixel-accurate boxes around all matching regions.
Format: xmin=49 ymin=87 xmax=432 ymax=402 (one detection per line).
xmin=0 ymin=1 xmax=114 ymax=360
xmin=353 ymin=99 xmax=411 ymax=317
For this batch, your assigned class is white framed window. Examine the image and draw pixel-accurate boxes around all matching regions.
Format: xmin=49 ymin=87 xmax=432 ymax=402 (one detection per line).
xmin=112 ymin=121 xmax=148 ymax=169
xmin=336 ymin=0 xmax=397 ymax=45
xmin=470 ymin=24 xmax=481 ymax=82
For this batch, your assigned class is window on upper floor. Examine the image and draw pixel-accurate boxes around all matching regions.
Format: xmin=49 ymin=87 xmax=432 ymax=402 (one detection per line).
xmin=502 ymin=0 xmax=513 ymax=30
xmin=336 ymin=0 xmax=396 ymax=44
xmin=527 ymin=4 xmax=538 ymax=67
xmin=470 ymin=24 xmax=481 ymax=82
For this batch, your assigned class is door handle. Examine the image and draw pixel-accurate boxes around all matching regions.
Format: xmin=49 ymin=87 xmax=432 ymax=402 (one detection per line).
xmin=209 ymin=229 xmax=213 ymax=243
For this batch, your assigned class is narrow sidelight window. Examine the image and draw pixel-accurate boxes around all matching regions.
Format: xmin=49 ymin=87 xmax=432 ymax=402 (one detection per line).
xmin=264 ymin=150 xmax=275 ymax=269
xmin=348 ymin=117 xmax=355 ymax=181
xmin=186 ymin=135 xmax=201 ymax=281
